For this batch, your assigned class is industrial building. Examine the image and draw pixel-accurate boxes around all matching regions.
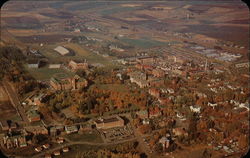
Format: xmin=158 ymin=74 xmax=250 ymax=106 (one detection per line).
xmin=94 ymin=116 xmax=124 ymax=129
xmin=54 ymin=46 xmax=70 ymax=56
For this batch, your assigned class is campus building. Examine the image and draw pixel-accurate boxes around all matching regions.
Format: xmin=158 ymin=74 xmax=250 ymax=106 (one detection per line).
xmin=50 ymin=75 xmax=88 ymax=91
xmin=94 ymin=116 xmax=124 ymax=129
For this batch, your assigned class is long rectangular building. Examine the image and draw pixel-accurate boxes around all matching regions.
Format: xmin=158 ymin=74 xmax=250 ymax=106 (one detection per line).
xmin=94 ymin=116 xmax=124 ymax=129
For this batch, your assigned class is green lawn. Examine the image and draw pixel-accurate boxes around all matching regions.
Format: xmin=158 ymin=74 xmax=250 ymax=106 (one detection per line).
xmin=100 ymin=6 xmax=140 ymax=15
xmin=25 ymin=65 xmax=74 ymax=81
xmin=65 ymin=131 xmax=103 ymax=143
xmin=39 ymin=43 xmax=114 ymax=66
xmin=120 ymin=37 xmax=167 ymax=48
xmin=56 ymin=144 xmax=102 ymax=158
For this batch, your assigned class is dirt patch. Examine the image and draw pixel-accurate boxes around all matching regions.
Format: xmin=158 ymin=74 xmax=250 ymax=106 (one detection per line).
xmin=15 ymin=34 xmax=74 ymax=44
xmin=39 ymin=11 xmax=74 ymax=19
xmin=0 ymin=101 xmax=17 ymax=121
xmin=2 ymin=16 xmax=42 ymax=29
xmin=180 ymin=24 xmax=249 ymax=47
xmin=0 ymin=86 xmax=9 ymax=102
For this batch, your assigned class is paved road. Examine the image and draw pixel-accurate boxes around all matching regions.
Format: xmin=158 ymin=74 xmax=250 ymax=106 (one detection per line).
xmin=3 ymin=81 xmax=29 ymax=125
xmin=32 ymin=137 xmax=137 ymax=158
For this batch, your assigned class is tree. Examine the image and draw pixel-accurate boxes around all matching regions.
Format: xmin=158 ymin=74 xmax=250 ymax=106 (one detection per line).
xmin=139 ymin=124 xmax=152 ymax=134
xmin=188 ymin=114 xmax=198 ymax=139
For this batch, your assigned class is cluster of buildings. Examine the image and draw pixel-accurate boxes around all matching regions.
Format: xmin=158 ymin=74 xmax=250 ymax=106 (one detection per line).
xmin=50 ymin=75 xmax=88 ymax=91
xmin=191 ymin=45 xmax=242 ymax=62
xmin=2 ymin=134 xmax=27 ymax=149
xmin=68 ymin=59 xmax=89 ymax=71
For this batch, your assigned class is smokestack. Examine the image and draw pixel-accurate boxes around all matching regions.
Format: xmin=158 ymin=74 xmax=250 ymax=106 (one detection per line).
xmin=205 ymin=59 xmax=208 ymax=71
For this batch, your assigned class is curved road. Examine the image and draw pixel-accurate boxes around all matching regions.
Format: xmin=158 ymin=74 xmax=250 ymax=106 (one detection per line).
xmin=32 ymin=137 xmax=137 ymax=158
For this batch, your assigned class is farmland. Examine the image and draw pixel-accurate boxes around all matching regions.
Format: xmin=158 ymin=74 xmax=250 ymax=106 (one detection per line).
xmin=0 ymin=85 xmax=19 ymax=121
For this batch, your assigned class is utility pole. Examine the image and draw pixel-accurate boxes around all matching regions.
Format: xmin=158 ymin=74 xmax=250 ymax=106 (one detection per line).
xmin=205 ymin=59 xmax=208 ymax=71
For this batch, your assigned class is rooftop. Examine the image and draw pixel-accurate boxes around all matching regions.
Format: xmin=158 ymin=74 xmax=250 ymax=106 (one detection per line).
xmin=54 ymin=46 xmax=69 ymax=55
xmin=95 ymin=116 xmax=123 ymax=124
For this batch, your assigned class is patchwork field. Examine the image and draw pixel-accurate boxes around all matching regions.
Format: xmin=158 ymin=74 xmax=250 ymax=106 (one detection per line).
xmin=0 ymin=85 xmax=18 ymax=121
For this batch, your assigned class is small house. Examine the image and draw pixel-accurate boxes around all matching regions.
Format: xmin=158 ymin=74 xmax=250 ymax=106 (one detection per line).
xmin=65 ymin=125 xmax=78 ymax=134
xmin=62 ymin=147 xmax=69 ymax=152
xmin=26 ymin=110 xmax=41 ymax=122
xmin=27 ymin=59 xmax=41 ymax=68
xmin=0 ymin=120 xmax=9 ymax=131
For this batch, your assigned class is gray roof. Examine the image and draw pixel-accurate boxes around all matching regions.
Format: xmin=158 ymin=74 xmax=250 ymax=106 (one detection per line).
xmin=54 ymin=46 xmax=69 ymax=55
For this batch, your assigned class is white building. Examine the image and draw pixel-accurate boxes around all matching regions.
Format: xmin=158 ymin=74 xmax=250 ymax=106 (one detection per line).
xmin=190 ymin=105 xmax=201 ymax=113
xmin=54 ymin=46 xmax=70 ymax=56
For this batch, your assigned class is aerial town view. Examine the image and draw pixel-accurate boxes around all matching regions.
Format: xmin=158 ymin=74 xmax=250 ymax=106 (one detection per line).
xmin=0 ymin=0 xmax=249 ymax=158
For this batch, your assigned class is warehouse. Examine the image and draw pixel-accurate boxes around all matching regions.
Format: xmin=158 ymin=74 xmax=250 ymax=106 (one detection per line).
xmin=54 ymin=46 xmax=70 ymax=56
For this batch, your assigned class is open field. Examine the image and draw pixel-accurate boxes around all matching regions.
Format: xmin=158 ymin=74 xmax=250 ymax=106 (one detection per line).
xmin=63 ymin=43 xmax=113 ymax=65
xmin=55 ymin=144 xmax=102 ymax=158
xmin=15 ymin=34 xmax=74 ymax=44
xmin=65 ymin=131 xmax=103 ymax=143
xmin=25 ymin=65 xmax=74 ymax=81
xmin=0 ymin=85 xmax=19 ymax=121
xmin=120 ymin=37 xmax=167 ymax=49
xmin=0 ymin=86 xmax=9 ymax=102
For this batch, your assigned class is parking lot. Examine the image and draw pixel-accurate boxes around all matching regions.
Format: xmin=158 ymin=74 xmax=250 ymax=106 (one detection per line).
xmin=100 ymin=123 xmax=134 ymax=143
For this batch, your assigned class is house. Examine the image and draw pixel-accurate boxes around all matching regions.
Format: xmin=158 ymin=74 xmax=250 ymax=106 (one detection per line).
xmin=56 ymin=137 xmax=64 ymax=144
xmin=190 ymin=105 xmax=201 ymax=113
xmin=159 ymin=137 xmax=170 ymax=149
xmin=235 ymin=62 xmax=249 ymax=68
xmin=53 ymin=150 xmax=61 ymax=156
xmin=128 ymin=71 xmax=149 ymax=88
xmin=136 ymin=110 xmax=149 ymax=119
xmin=54 ymin=46 xmax=70 ymax=56
xmin=172 ymin=127 xmax=188 ymax=137
xmin=49 ymin=64 xmax=61 ymax=69
xmin=45 ymin=154 xmax=52 ymax=158
xmin=158 ymin=97 xmax=171 ymax=105
xmin=136 ymin=56 xmax=155 ymax=64
xmin=0 ymin=120 xmax=9 ymax=131
xmin=239 ymin=102 xmax=249 ymax=111
xmin=27 ymin=59 xmax=41 ymax=68
xmin=149 ymin=107 xmax=162 ymax=118
xmin=135 ymin=64 xmax=154 ymax=71
xmin=167 ymin=55 xmax=185 ymax=64
xmin=25 ymin=125 xmax=48 ymax=135
xmin=9 ymin=122 xmax=17 ymax=130
xmin=49 ymin=127 xmax=57 ymax=137
xmin=148 ymin=88 xmax=161 ymax=98
xmin=208 ymin=102 xmax=218 ymax=109
xmin=17 ymin=135 xmax=27 ymax=147
xmin=62 ymin=147 xmax=69 ymax=152
xmin=109 ymin=45 xmax=125 ymax=52
xmin=152 ymin=68 xmax=165 ymax=77
xmin=142 ymin=118 xmax=150 ymax=125
xmin=65 ymin=125 xmax=78 ymax=134
xmin=3 ymin=135 xmax=27 ymax=149
xmin=68 ymin=59 xmax=88 ymax=71
xmin=26 ymin=110 xmax=40 ymax=122
xmin=35 ymin=146 xmax=43 ymax=152
xmin=50 ymin=75 xmax=88 ymax=91
xmin=25 ymin=93 xmax=47 ymax=106
xmin=33 ymin=93 xmax=47 ymax=105
xmin=94 ymin=116 xmax=124 ymax=129
xmin=42 ymin=144 xmax=50 ymax=149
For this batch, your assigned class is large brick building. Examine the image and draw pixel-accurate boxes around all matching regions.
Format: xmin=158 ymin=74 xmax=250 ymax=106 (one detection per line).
xmin=94 ymin=116 xmax=124 ymax=129
xmin=68 ymin=60 xmax=89 ymax=71
xmin=50 ymin=75 xmax=88 ymax=91
xmin=136 ymin=56 xmax=156 ymax=64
